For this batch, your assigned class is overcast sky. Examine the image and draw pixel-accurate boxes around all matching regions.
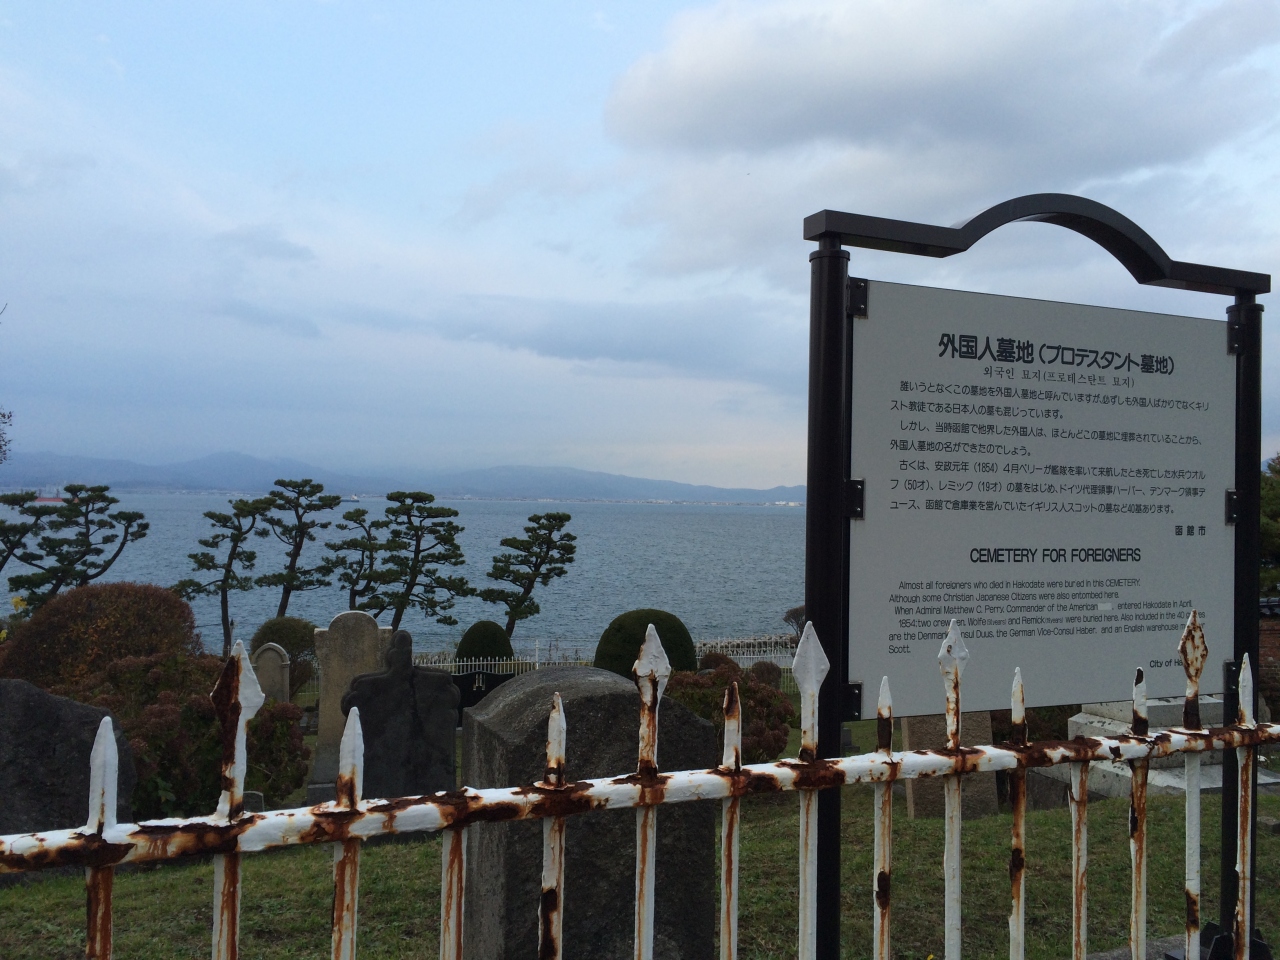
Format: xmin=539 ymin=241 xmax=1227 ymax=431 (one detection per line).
xmin=0 ymin=0 xmax=1276 ymax=488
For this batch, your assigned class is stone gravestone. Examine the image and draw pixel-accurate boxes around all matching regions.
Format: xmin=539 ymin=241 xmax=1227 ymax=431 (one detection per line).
xmin=309 ymin=611 xmax=392 ymax=803
xmin=901 ymin=711 xmax=999 ymax=819
xmin=341 ymin=630 xmax=460 ymax=799
xmin=0 ymin=680 xmax=137 ymax=835
xmin=464 ymin=666 xmax=717 ymax=960
xmin=250 ymin=642 xmax=291 ymax=704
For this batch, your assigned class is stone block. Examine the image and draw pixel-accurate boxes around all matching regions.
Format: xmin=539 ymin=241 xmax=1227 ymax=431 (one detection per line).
xmin=463 ymin=666 xmax=717 ymax=960
xmin=310 ymin=611 xmax=392 ymax=788
xmin=901 ymin=711 xmax=999 ymax=819
xmin=0 ymin=680 xmax=136 ymax=834
xmin=341 ymin=631 xmax=459 ymax=799
xmin=250 ymin=642 xmax=291 ymax=704
xmin=1081 ymin=696 xmax=1223 ymax=728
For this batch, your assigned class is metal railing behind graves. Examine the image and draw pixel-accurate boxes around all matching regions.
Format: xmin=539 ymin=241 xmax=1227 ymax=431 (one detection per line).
xmin=2 ymin=611 xmax=1278 ymax=960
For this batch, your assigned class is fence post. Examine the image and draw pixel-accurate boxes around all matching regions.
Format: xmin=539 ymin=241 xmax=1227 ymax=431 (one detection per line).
xmin=873 ymin=677 xmax=893 ymax=960
xmin=1180 ymin=612 xmax=1208 ymax=960
xmin=1130 ymin=669 xmax=1149 ymax=960
xmin=85 ymin=717 xmax=118 ymax=960
xmin=795 ymin=622 xmax=831 ymax=960
xmin=939 ymin=620 xmax=969 ymax=960
xmin=331 ymin=708 xmax=364 ymax=960
xmin=1009 ymin=668 xmax=1027 ymax=960
xmin=720 ymin=682 xmax=742 ymax=960
xmin=210 ymin=642 xmax=265 ymax=960
xmin=633 ymin=624 xmax=672 ymax=960
xmin=1233 ymin=656 xmax=1257 ymax=960
xmin=538 ymin=693 xmax=568 ymax=960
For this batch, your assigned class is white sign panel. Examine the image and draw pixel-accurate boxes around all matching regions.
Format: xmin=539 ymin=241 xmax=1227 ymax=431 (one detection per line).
xmin=849 ymin=282 xmax=1235 ymax=716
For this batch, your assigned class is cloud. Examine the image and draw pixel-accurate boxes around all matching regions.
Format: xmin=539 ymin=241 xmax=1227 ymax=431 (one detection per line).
xmin=610 ymin=0 xmax=1279 ymax=170
xmin=211 ymin=225 xmax=315 ymax=261
xmin=353 ymin=292 xmax=808 ymax=390
xmin=604 ymin=0 xmax=1280 ymax=285
xmin=213 ymin=298 xmax=321 ymax=337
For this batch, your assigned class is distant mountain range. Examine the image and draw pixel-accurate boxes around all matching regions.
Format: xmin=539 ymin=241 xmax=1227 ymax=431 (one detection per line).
xmin=0 ymin=451 xmax=806 ymax=505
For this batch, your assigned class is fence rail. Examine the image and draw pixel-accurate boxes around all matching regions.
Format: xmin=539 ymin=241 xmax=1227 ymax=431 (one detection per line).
xmin=3 ymin=611 xmax=1277 ymax=960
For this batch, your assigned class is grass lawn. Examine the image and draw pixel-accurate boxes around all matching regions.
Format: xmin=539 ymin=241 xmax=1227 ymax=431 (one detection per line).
xmin=3 ymin=785 xmax=1277 ymax=960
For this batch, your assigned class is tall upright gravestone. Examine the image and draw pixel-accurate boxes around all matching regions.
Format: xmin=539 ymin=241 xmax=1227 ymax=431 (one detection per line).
xmin=309 ymin=611 xmax=392 ymax=803
xmin=901 ymin=711 xmax=999 ymax=819
xmin=463 ymin=667 xmax=717 ymax=960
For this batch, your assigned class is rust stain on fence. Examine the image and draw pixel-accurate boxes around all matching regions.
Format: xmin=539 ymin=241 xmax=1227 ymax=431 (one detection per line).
xmin=214 ymin=853 xmax=242 ymax=960
xmin=85 ymin=866 xmax=113 ymax=959
xmin=211 ymin=655 xmax=242 ymax=809
xmin=538 ymin=887 xmax=560 ymax=960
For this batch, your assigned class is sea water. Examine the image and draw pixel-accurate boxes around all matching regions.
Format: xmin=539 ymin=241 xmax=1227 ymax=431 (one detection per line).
xmin=8 ymin=494 xmax=805 ymax=658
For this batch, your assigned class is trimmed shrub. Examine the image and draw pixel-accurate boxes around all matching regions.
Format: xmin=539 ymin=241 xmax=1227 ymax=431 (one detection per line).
xmin=666 ymin=666 xmax=797 ymax=764
xmin=0 ymin=582 xmax=201 ymax=690
xmin=699 ymin=651 xmax=738 ymax=673
xmin=594 ymin=609 xmax=697 ymax=677
xmin=250 ymin=617 xmax=318 ymax=698
xmin=748 ymin=660 xmax=783 ymax=689
xmin=60 ymin=650 xmax=310 ymax=818
xmin=456 ymin=620 xmax=515 ymax=660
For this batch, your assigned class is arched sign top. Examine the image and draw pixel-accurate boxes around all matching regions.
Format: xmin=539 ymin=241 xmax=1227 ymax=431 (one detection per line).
xmin=804 ymin=193 xmax=1270 ymax=297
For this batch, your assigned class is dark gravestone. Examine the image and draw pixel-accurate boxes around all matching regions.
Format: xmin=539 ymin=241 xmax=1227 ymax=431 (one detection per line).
xmin=463 ymin=666 xmax=717 ymax=960
xmin=453 ymin=670 xmax=512 ymax=724
xmin=0 ymin=679 xmax=137 ymax=834
xmin=341 ymin=631 xmax=459 ymax=799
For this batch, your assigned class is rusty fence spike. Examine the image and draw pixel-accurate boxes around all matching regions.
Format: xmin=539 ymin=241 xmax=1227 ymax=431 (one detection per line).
xmin=1130 ymin=667 xmax=1149 ymax=960
xmin=1009 ymin=669 xmax=1027 ymax=960
xmin=539 ymin=694 xmax=567 ymax=960
xmin=938 ymin=619 xmax=969 ymax=753
xmin=1180 ymin=611 xmax=1207 ymax=730
xmin=720 ymin=683 xmax=742 ymax=960
xmin=873 ymin=676 xmax=894 ymax=960
xmin=211 ymin=642 xmax=264 ymax=960
xmin=332 ymin=708 xmax=364 ymax=960
xmin=85 ymin=717 xmax=118 ymax=960
xmin=633 ymin=624 xmax=670 ymax=960
xmin=794 ymin=621 xmax=828 ymax=960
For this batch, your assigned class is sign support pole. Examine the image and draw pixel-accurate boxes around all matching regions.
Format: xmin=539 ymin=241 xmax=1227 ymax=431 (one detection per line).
xmin=1210 ymin=292 xmax=1266 ymax=960
xmin=807 ymin=236 xmax=851 ymax=960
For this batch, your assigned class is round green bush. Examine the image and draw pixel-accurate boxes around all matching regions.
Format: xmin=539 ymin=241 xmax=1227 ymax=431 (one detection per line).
xmin=456 ymin=620 xmax=514 ymax=660
xmin=250 ymin=617 xmax=317 ymax=698
xmin=0 ymin=582 xmax=201 ymax=691
xmin=593 ymin=608 xmax=697 ymax=678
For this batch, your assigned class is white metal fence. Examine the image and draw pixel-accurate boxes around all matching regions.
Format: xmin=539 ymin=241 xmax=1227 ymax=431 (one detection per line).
xmin=2 ymin=611 xmax=1277 ymax=960
xmin=291 ymin=637 xmax=800 ymax=702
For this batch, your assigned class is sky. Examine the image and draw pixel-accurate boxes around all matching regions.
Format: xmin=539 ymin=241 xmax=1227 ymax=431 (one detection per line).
xmin=0 ymin=0 xmax=1277 ymax=489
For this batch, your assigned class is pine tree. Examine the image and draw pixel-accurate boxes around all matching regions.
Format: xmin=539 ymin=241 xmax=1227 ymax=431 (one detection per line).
xmin=478 ymin=512 xmax=576 ymax=638
xmin=173 ymin=497 xmax=272 ymax=657
xmin=256 ymin=479 xmax=341 ymax=618
xmin=7 ymin=484 xmax=148 ymax=607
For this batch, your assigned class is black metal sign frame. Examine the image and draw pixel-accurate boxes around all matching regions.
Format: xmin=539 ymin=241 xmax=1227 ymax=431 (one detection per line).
xmin=804 ymin=193 xmax=1270 ymax=960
